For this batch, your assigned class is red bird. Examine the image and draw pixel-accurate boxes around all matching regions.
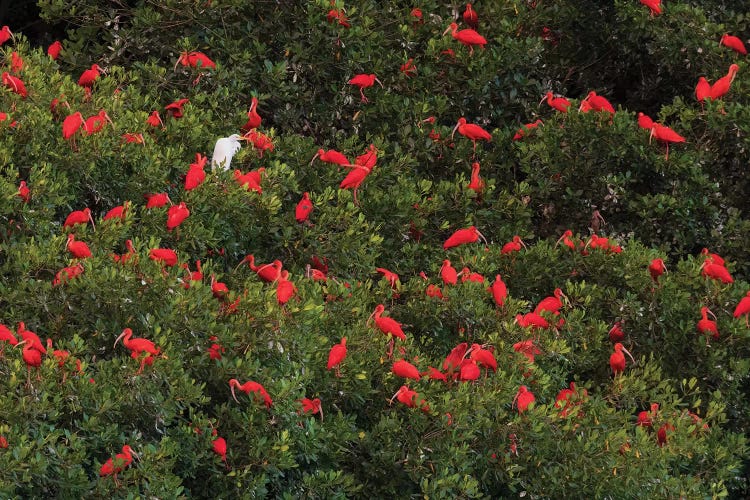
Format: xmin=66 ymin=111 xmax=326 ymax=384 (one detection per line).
xmin=470 ymin=344 xmax=497 ymax=372
xmin=103 ymin=201 xmax=128 ymax=223
xmin=640 ymin=0 xmax=662 ymax=16
xmin=210 ymin=274 xmax=228 ymax=299
xmin=241 ymin=96 xmax=261 ymax=132
xmin=145 ymin=192 xmax=170 ymax=209
xmin=276 ymin=270 xmax=297 ymax=305
xmin=650 ymin=123 xmax=686 ymax=160
xmin=348 ymin=73 xmax=382 ymax=103
xmin=99 ymin=445 xmax=137 ymax=484
xmin=443 ymin=22 xmax=487 ymax=55
xmin=10 ymin=51 xmax=23 ymax=73
xmin=0 ymin=324 xmax=18 ymax=355
xmin=648 ymin=258 xmax=666 ymax=281
xmin=177 ymin=51 xmax=216 ymax=69
xmin=443 ymin=226 xmax=486 ymax=249
xmin=48 ymin=40 xmax=62 ymax=59
xmin=62 ymin=112 xmax=85 ymax=141
xmin=327 ymin=337 xmax=347 ymax=377
xmin=462 ymin=3 xmax=478 ymax=30
xmin=488 ymin=275 xmax=508 ymax=307
xmin=637 ymin=112 xmax=654 ymax=130
xmin=515 ymin=312 xmax=551 ymax=329
xmin=146 ymin=110 xmax=163 ymax=127
xmin=700 ymin=248 xmax=725 ymax=266
xmin=701 ymin=261 xmax=733 ymax=284
xmin=514 ymin=386 xmax=535 ymax=413
xmin=555 ymin=229 xmax=577 ymax=250
xmin=233 ymin=168 xmax=265 ymax=193
xmin=542 ymin=92 xmax=571 ymax=113
xmin=185 ymin=153 xmax=208 ymax=191
xmin=229 ymin=379 xmax=273 ymax=408
xmin=212 ymin=437 xmax=227 ymax=463
xmin=64 ymin=207 xmax=95 ymax=229
xmin=166 ymin=202 xmax=190 ymax=230
xmin=295 ymin=192 xmax=313 ymax=223
xmin=0 ymin=26 xmax=13 ymax=46
xmin=733 ymin=291 xmax=750 ymax=327
xmin=165 ymin=98 xmax=189 ymax=119
xmin=452 ymin=117 xmax=492 ymax=152
xmin=78 ymin=64 xmax=102 ymax=87
xmin=720 ymin=34 xmax=747 ymax=55
xmin=467 ymin=162 xmax=484 ymax=194
xmin=610 ymin=343 xmax=635 ymax=375
xmin=392 ymin=359 xmax=421 ymax=380
xmin=369 ymin=304 xmax=406 ymax=341
xmin=149 ymin=248 xmax=178 ymax=267
xmin=580 ymin=91 xmax=615 ymax=113
xmin=710 ymin=64 xmax=740 ymax=100
xmin=609 ymin=321 xmax=625 ymax=342
xmin=52 ymin=263 xmax=84 ymax=285
xmin=440 ymin=259 xmax=458 ymax=285
xmin=501 ymin=235 xmax=527 ymax=254
xmin=390 ymin=385 xmax=418 ymax=408
xmin=512 ymin=119 xmax=543 ymax=141
xmin=84 ymin=109 xmax=113 ymax=135
xmin=535 ymin=288 xmax=566 ymax=314
xmin=696 ymin=307 xmax=719 ymax=341
xmin=1 ymin=72 xmax=27 ymax=98
xmin=17 ymin=180 xmax=30 ymax=203
xmin=66 ymin=234 xmax=92 ymax=259
xmin=114 ymin=328 xmax=161 ymax=374
xmin=310 ymin=148 xmax=352 ymax=167
xmin=239 ymin=255 xmax=282 ymax=282
xmin=339 ymin=165 xmax=372 ymax=204
xmin=513 ymin=339 xmax=541 ymax=363
xmin=17 ymin=322 xmax=45 ymax=355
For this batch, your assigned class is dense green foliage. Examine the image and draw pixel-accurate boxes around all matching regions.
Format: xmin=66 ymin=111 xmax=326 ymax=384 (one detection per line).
xmin=1 ymin=0 xmax=750 ymax=497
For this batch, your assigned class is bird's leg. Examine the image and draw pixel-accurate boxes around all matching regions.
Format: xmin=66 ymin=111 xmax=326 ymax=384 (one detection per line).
xmin=386 ymin=339 xmax=394 ymax=358
xmin=353 ymin=188 xmax=360 ymax=206
xmin=26 ymin=366 xmax=32 ymax=389
xmin=335 ymin=366 xmax=341 ymax=378
xmin=665 ymin=144 xmax=669 ymax=161
xmin=359 ymin=89 xmax=368 ymax=103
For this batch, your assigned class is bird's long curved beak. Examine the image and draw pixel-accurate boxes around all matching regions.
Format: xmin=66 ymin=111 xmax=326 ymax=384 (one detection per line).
xmin=707 ymin=308 xmax=717 ymax=321
xmin=14 ymin=340 xmax=26 ymax=349
xmin=554 ymin=234 xmax=566 ymax=248
xmin=375 ymin=77 xmax=383 ymax=88
xmin=451 ymin=122 xmax=460 ymax=140
xmin=88 ymin=211 xmax=96 ymax=232
xmin=230 ymin=385 xmax=239 ymax=403
xmin=113 ymin=330 xmax=126 ymax=348
xmin=621 ymin=346 xmax=635 ymax=364
xmin=309 ymin=152 xmax=320 ymax=166
xmin=442 ymin=26 xmax=452 ymax=36
xmin=539 ymin=95 xmax=548 ymax=106
xmin=519 ymin=238 xmax=528 ymax=250
xmin=476 ymin=230 xmax=488 ymax=246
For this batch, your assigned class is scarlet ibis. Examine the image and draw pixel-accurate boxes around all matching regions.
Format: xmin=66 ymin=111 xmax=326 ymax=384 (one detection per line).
xmin=440 ymin=260 xmax=458 ymax=285
xmin=452 ymin=118 xmax=492 ymax=153
xmin=212 ymin=134 xmax=247 ymax=170
xmin=555 ymin=230 xmax=576 ymax=250
xmin=166 ymin=202 xmax=190 ymax=230
xmin=327 ymin=337 xmax=347 ymax=377
xmin=710 ymin=64 xmax=740 ymax=100
xmin=390 ymin=385 xmax=421 ymax=408
xmin=609 ymin=321 xmax=625 ymax=342
xmin=469 ymin=344 xmax=497 ymax=372
xmin=348 ymin=74 xmax=382 ymax=103
xmin=423 ymin=366 xmax=447 ymax=382
xmin=212 ymin=437 xmax=227 ymax=464
xmin=425 ymin=284 xmax=444 ymax=298
xmin=700 ymin=248 xmax=725 ymax=266
xmin=514 ymin=386 xmax=535 ymax=413
xmin=733 ymin=291 xmax=750 ymax=327
xmin=501 ymin=235 xmax=527 ymax=254
xmin=443 ymin=226 xmax=487 ymax=249
xmin=149 ymin=248 xmax=178 ymax=267
xmin=185 ymin=154 xmax=208 ymax=190
xmin=696 ymin=307 xmax=719 ymax=341
xmin=99 ymin=445 xmax=138 ymax=486
xmin=463 ymin=4 xmax=478 ymax=30
xmin=10 ymin=52 xmax=23 ymax=73
xmin=514 ymin=312 xmax=550 ymax=329
xmin=535 ymin=288 xmax=566 ymax=314
xmin=244 ymin=129 xmax=274 ymax=157
xmin=640 ymin=0 xmax=661 ymax=15
xmin=115 ymin=328 xmax=161 ymax=373
xmin=145 ymin=193 xmax=170 ymax=209
xmin=512 ymin=120 xmax=543 ymax=141
xmin=513 ymin=339 xmax=541 ymax=363
xmin=78 ymin=64 xmax=102 ymax=87
xmin=299 ymin=398 xmax=323 ymax=420
xmin=17 ymin=323 xmax=45 ymax=354
xmin=48 ymin=41 xmax=62 ymax=59
xmin=459 ymin=360 xmax=481 ymax=381
xmin=701 ymin=261 xmax=733 ymax=284
xmin=103 ymin=202 xmax=128 ymax=222
xmin=467 ymin=162 xmax=484 ymax=194
xmin=165 ymin=98 xmax=189 ymax=118
xmin=177 ymin=51 xmax=216 ymax=69
xmin=15 ymin=340 xmax=42 ymax=387
xmin=610 ymin=343 xmax=635 ymax=375
xmin=368 ymin=304 xmax=406 ymax=341
xmin=580 ymin=91 xmax=615 ymax=113
xmin=276 ymin=271 xmax=297 ymax=305
xmin=238 ymin=255 xmax=282 ymax=282
xmin=488 ymin=275 xmax=508 ymax=307
xmin=1 ymin=72 xmax=27 ymax=98
xmin=146 ymin=110 xmax=163 ymax=127
xmin=443 ymin=23 xmax=487 ymax=55
xmin=695 ymin=77 xmax=710 ymax=105
xmin=720 ymin=34 xmax=747 ymax=55
xmin=0 ymin=26 xmax=13 ymax=46
xmin=541 ymin=92 xmax=571 ymax=113
xmin=62 ymin=112 xmax=85 ymax=142
xmin=400 ymin=58 xmax=417 ymax=77
xmin=233 ymin=168 xmax=265 ymax=193
xmin=66 ymin=234 xmax=92 ymax=259
xmin=376 ymin=268 xmax=399 ymax=289
xmin=310 ymin=148 xmax=352 ymax=167
xmin=0 ymin=324 xmax=18 ymax=356
xmin=52 ymin=263 xmax=84 ymax=285
xmin=637 ymin=112 xmax=654 ymax=130
xmin=339 ymin=164 xmax=372 ymax=204
xmin=209 ymin=274 xmax=228 ymax=300
xmin=84 ymin=109 xmax=114 ymax=135
xmin=64 ymin=207 xmax=95 ymax=230
xmin=555 ymin=382 xmax=587 ymax=417
xmin=442 ymin=342 xmax=468 ymax=373
xmin=18 ymin=181 xmax=29 ymax=203
xmin=241 ymin=97 xmax=261 ymax=131
xmin=229 ymin=379 xmax=273 ymax=408
xmin=657 ymin=422 xmax=674 ymax=447
xmin=459 ymin=267 xmax=484 ymax=283
xmin=392 ymin=359 xmax=420 ymax=380
xmin=295 ymin=192 xmax=313 ymax=223
xmin=650 ymin=123 xmax=686 ymax=160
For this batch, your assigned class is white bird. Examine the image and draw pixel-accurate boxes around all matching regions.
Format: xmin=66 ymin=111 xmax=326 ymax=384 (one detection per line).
xmin=211 ymin=134 xmax=246 ymax=170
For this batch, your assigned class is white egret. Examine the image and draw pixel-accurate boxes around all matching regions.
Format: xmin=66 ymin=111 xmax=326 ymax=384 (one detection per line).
xmin=211 ymin=134 xmax=247 ymax=170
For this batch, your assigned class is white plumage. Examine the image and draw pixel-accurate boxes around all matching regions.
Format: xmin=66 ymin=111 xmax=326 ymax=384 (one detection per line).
xmin=211 ymin=134 xmax=245 ymax=170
